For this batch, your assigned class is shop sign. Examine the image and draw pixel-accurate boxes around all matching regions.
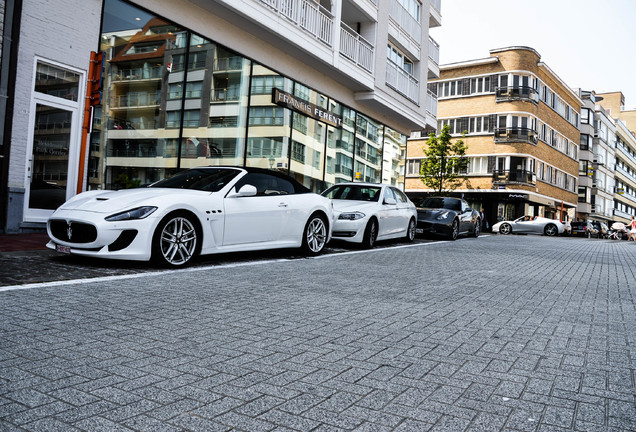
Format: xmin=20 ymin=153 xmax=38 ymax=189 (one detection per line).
xmin=508 ymin=193 xmax=528 ymax=200
xmin=273 ymin=89 xmax=343 ymax=128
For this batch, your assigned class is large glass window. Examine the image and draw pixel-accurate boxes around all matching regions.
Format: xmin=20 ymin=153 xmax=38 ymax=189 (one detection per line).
xmin=246 ymin=64 xmax=292 ymax=172
xmin=93 ymin=0 xmax=404 ymax=193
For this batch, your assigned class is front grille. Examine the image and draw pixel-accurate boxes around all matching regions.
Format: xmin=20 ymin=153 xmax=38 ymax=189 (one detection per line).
xmin=49 ymin=219 xmax=97 ymax=244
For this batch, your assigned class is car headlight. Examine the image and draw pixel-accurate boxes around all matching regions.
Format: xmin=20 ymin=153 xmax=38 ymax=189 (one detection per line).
xmin=105 ymin=206 xmax=157 ymax=221
xmin=338 ymin=211 xmax=365 ymax=221
xmin=436 ymin=211 xmax=450 ymax=220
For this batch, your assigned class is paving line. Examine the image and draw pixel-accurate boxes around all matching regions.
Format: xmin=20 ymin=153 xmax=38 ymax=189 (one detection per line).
xmin=0 ymin=237 xmax=484 ymax=292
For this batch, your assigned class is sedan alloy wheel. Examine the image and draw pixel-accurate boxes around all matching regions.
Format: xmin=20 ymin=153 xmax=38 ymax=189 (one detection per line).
xmin=302 ymin=215 xmax=327 ymax=254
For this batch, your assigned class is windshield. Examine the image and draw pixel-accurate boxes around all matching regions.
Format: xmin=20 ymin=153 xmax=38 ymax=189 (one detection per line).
xmin=149 ymin=168 xmax=240 ymax=192
xmin=419 ymin=197 xmax=461 ymax=211
xmin=322 ymin=185 xmax=381 ymax=202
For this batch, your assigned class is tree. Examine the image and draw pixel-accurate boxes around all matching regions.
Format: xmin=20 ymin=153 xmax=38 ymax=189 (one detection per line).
xmin=419 ymin=124 xmax=469 ymax=195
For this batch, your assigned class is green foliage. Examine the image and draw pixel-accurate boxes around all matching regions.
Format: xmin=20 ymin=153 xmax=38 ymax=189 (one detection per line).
xmin=419 ymin=124 xmax=469 ymax=195
xmin=113 ymin=173 xmax=141 ymax=190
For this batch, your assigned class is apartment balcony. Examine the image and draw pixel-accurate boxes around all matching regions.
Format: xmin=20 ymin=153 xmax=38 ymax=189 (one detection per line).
xmin=110 ymin=93 xmax=160 ymax=109
xmin=429 ymin=0 xmax=442 ymax=27
xmin=259 ymin=0 xmax=333 ymax=46
xmin=494 ymin=127 xmax=538 ymax=145
xmin=386 ymin=60 xmax=419 ymax=104
xmin=214 ymin=57 xmax=245 ymax=72
xmin=492 ymin=169 xmax=536 ymax=186
xmin=211 ymin=88 xmax=241 ymax=102
xmin=616 ymin=143 xmax=636 ymax=167
xmin=426 ymin=89 xmax=437 ymax=117
xmin=428 ymin=37 xmax=440 ymax=78
xmin=339 ymin=23 xmax=374 ymax=73
xmin=495 ymin=86 xmax=539 ymax=104
xmin=388 ymin=0 xmax=421 ymax=59
xmin=112 ymin=66 xmax=162 ymax=82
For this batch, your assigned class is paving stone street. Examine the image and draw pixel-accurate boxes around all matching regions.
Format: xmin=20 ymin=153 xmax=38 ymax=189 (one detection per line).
xmin=1 ymin=235 xmax=635 ymax=431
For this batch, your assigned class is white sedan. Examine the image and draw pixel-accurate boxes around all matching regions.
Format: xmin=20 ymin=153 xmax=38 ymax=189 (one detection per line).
xmin=47 ymin=167 xmax=333 ymax=267
xmin=321 ymin=182 xmax=417 ymax=248
xmin=492 ymin=215 xmax=565 ymax=236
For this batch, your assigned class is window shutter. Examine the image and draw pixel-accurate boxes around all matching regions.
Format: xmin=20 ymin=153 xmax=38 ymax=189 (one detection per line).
xmin=487 ymin=156 xmax=496 ymax=173
xmin=462 ymin=79 xmax=470 ymax=95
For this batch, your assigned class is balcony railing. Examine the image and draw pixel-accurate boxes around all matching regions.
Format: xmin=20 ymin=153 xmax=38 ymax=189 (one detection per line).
xmin=110 ymin=93 xmax=160 ymax=108
xmin=340 ymin=23 xmax=374 ymax=73
xmin=492 ymin=169 xmax=536 ymax=185
xmin=428 ymin=37 xmax=439 ymax=65
xmin=496 ymin=86 xmax=539 ymax=103
xmin=426 ymin=89 xmax=437 ymax=116
xmin=113 ymin=66 xmax=162 ymax=81
xmin=386 ymin=59 xmax=419 ymax=104
xmin=212 ymin=88 xmax=240 ymax=102
xmin=259 ymin=0 xmax=333 ymax=47
xmin=214 ymin=57 xmax=244 ymax=71
xmin=494 ymin=127 xmax=538 ymax=145
xmin=389 ymin=0 xmax=421 ymax=45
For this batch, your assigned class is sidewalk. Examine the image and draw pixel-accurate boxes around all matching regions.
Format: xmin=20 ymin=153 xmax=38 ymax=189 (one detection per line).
xmin=0 ymin=231 xmax=50 ymax=252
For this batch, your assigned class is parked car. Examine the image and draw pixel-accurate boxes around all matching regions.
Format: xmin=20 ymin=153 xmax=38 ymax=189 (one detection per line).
xmin=321 ymin=183 xmax=417 ymax=249
xmin=493 ymin=216 xmax=565 ymax=236
xmin=571 ymin=221 xmax=599 ymax=238
xmin=47 ymin=167 xmax=333 ymax=267
xmin=414 ymin=197 xmax=480 ymax=240
xmin=591 ymin=221 xmax=610 ymax=239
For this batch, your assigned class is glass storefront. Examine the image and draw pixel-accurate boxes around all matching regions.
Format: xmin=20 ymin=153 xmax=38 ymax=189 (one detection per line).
xmin=94 ymin=0 xmax=406 ymax=192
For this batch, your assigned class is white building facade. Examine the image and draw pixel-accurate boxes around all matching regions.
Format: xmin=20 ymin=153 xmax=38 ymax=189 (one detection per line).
xmin=1 ymin=0 xmax=441 ymax=232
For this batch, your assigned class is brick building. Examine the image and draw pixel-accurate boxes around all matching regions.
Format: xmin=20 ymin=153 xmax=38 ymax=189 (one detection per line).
xmin=406 ymin=46 xmax=580 ymax=226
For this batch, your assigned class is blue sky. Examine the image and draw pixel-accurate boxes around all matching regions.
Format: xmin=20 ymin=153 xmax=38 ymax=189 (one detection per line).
xmin=431 ymin=0 xmax=636 ymax=108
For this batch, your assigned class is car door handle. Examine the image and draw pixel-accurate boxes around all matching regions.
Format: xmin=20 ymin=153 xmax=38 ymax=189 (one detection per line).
xmin=278 ymin=203 xmax=288 ymax=207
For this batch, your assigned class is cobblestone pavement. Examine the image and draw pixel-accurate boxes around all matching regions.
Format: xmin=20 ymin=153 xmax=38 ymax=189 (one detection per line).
xmin=1 ymin=235 xmax=635 ymax=431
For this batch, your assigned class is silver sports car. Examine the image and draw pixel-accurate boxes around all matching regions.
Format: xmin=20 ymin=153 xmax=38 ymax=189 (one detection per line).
xmin=492 ymin=215 xmax=565 ymax=236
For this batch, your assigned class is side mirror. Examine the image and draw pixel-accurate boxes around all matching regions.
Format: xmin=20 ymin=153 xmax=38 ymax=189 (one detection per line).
xmin=384 ymin=197 xmax=397 ymax=205
xmin=228 ymin=184 xmax=257 ymax=198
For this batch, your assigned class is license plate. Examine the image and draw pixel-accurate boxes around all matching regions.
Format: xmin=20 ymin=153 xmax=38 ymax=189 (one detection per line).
xmin=415 ymin=228 xmax=423 ymax=234
xmin=56 ymin=244 xmax=71 ymax=254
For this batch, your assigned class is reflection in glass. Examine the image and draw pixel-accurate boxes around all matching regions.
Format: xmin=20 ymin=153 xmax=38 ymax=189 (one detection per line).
xmin=383 ymin=126 xmax=407 ymax=186
xmin=98 ymin=0 xmax=185 ymax=189
xmin=246 ymin=64 xmax=293 ymax=172
xmin=353 ymin=113 xmax=382 ymax=183
xmin=177 ymin=37 xmax=250 ymax=167
xmin=34 ymin=63 xmax=80 ymax=102
xmin=29 ymin=105 xmax=71 ymax=209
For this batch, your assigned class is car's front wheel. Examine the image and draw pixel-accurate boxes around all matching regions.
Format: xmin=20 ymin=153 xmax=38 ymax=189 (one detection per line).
xmin=448 ymin=219 xmax=459 ymax=241
xmin=362 ymin=219 xmax=378 ymax=249
xmin=499 ymin=223 xmax=512 ymax=235
xmin=405 ymin=218 xmax=416 ymax=242
xmin=152 ymin=212 xmax=200 ymax=267
xmin=544 ymin=224 xmax=558 ymax=237
xmin=301 ymin=214 xmax=327 ymax=255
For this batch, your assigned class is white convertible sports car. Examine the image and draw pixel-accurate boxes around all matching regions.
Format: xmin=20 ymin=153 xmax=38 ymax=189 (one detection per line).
xmin=47 ymin=167 xmax=333 ymax=266
xmin=321 ymin=182 xmax=417 ymax=248
xmin=492 ymin=215 xmax=565 ymax=236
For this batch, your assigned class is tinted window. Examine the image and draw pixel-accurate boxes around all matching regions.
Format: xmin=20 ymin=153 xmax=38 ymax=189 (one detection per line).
xmin=420 ymin=197 xmax=460 ymax=211
xmin=392 ymin=188 xmax=408 ymax=203
xmin=234 ymin=173 xmax=295 ymax=195
xmin=322 ymin=185 xmax=381 ymax=202
xmin=150 ymin=168 xmax=239 ymax=191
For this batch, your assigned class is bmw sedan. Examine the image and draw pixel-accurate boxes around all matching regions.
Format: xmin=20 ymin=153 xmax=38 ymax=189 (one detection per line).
xmin=492 ymin=215 xmax=565 ymax=236
xmin=47 ymin=167 xmax=333 ymax=267
xmin=414 ymin=197 xmax=480 ymax=240
xmin=321 ymin=183 xmax=417 ymax=249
